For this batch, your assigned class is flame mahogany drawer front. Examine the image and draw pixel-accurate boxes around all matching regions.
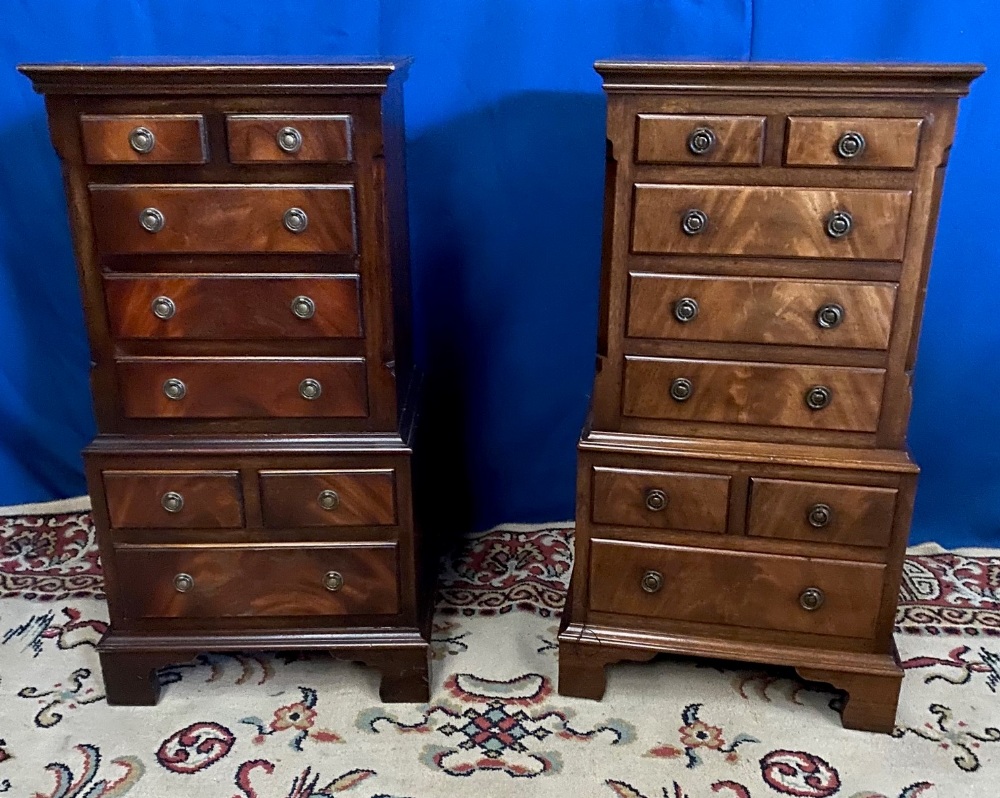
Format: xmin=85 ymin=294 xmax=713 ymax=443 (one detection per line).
xmin=784 ymin=117 xmax=924 ymax=169
xmin=80 ymin=114 xmax=208 ymax=165
xmin=103 ymin=470 xmax=244 ymax=529
xmin=114 ymin=542 xmax=400 ymax=620
xmin=590 ymin=466 xmax=729 ymax=532
xmin=588 ymin=539 xmax=886 ymax=639
xmin=226 ymin=114 xmax=353 ymax=163
xmin=104 ymin=275 xmax=363 ymax=340
xmin=90 ymin=185 xmax=358 ymax=255
xmin=259 ymin=469 xmax=398 ymax=528
xmin=634 ymin=114 xmax=765 ymax=165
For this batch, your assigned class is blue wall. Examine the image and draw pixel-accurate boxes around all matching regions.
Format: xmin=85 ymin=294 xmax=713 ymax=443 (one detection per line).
xmin=0 ymin=1 xmax=996 ymax=547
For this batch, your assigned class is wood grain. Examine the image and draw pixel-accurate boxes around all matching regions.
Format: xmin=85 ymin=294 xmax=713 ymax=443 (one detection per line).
xmin=80 ymin=114 xmax=207 ymax=164
xmin=226 ymin=114 xmax=353 ymax=162
xmin=635 ymin=114 xmax=764 ymax=165
xmin=103 ymin=469 xmax=243 ymax=528
xmin=785 ymin=116 xmax=923 ymax=169
xmin=260 ymin=469 xmax=397 ymax=527
xmin=591 ymin=466 xmax=729 ymax=531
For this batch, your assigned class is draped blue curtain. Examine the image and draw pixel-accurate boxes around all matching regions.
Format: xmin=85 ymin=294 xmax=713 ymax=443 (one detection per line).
xmin=0 ymin=1 xmax=995 ymax=547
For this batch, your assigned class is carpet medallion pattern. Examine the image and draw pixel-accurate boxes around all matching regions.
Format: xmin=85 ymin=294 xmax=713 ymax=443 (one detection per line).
xmin=0 ymin=510 xmax=998 ymax=797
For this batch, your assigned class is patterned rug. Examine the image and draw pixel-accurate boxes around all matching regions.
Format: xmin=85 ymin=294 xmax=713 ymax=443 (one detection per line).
xmin=1 ymin=505 xmax=999 ymax=798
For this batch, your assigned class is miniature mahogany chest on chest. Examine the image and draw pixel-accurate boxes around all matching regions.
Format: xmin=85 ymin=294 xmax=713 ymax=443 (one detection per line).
xmin=21 ymin=61 xmax=430 ymax=704
xmin=558 ymin=62 xmax=982 ymax=732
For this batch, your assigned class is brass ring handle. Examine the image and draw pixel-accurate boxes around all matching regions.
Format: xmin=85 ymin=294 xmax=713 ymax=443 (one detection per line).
xmin=670 ymin=377 xmax=693 ymax=402
xmin=836 ymin=131 xmax=866 ymax=159
xmin=816 ymin=303 xmax=844 ymax=329
xmin=128 ymin=126 xmax=155 ymax=154
xmin=139 ymin=207 xmax=165 ymax=233
xmin=805 ymin=385 xmax=832 ymax=411
xmin=323 ymin=571 xmax=344 ymax=592
xmin=161 ymin=491 xmax=184 ymax=513
xmin=645 ymin=488 xmax=668 ymax=512
xmin=283 ymin=207 xmax=308 ymax=233
xmin=291 ymin=296 xmax=316 ymax=319
xmin=641 ymin=570 xmax=664 ymax=594
xmin=162 ymin=378 xmax=187 ymax=401
xmin=687 ymin=127 xmax=716 ymax=155
xmin=799 ymin=587 xmax=825 ymax=611
xmin=673 ymin=297 xmax=699 ymax=323
xmin=299 ymin=378 xmax=322 ymax=400
xmin=277 ymin=126 xmax=303 ymax=153
xmin=807 ymin=503 xmax=833 ymax=528
xmin=681 ymin=209 xmax=708 ymax=236
xmin=318 ymin=489 xmax=340 ymax=511
xmin=151 ymin=296 xmax=176 ymax=320
xmin=173 ymin=572 xmax=194 ymax=593
xmin=825 ymin=210 xmax=853 ymax=238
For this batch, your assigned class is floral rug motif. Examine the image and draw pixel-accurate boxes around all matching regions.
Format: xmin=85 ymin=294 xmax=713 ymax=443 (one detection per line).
xmin=0 ymin=507 xmax=998 ymax=797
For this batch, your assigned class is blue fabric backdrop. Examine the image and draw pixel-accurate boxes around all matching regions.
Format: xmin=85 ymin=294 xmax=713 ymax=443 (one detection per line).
xmin=0 ymin=1 xmax=995 ymax=546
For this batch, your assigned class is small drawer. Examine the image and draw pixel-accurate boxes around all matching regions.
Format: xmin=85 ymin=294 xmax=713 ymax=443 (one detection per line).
xmin=90 ymin=184 xmax=357 ymax=255
xmin=627 ymin=273 xmax=897 ymax=350
xmin=260 ymin=469 xmax=397 ymax=528
xmin=588 ymin=539 xmax=885 ymax=639
xmin=115 ymin=542 xmax=399 ymax=620
xmin=635 ymin=114 xmax=765 ymax=165
xmin=80 ymin=114 xmax=207 ymax=165
xmin=748 ymin=478 xmax=897 ymax=548
xmin=632 ymin=184 xmax=912 ymax=261
xmin=117 ymin=357 xmax=368 ymax=419
xmin=105 ymin=275 xmax=362 ymax=340
xmin=103 ymin=470 xmax=243 ymax=529
xmin=591 ymin=466 xmax=729 ymax=532
xmin=785 ymin=117 xmax=923 ymax=169
xmin=622 ymin=355 xmax=885 ymax=433
xmin=226 ymin=115 xmax=353 ymax=163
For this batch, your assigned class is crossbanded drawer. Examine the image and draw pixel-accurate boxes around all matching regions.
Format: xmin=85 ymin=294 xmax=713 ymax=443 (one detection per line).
xmin=115 ymin=542 xmax=399 ymax=620
xmin=631 ymin=184 xmax=912 ymax=261
xmin=81 ymin=114 xmax=207 ymax=165
xmin=103 ymin=470 xmax=243 ymax=529
xmin=226 ymin=114 xmax=353 ymax=163
xmin=104 ymin=274 xmax=362 ymax=340
xmin=748 ymin=477 xmax=897 ymax=548
xmin=785 ymin=117 xmax=923 ymax=170
xmin=260 ymin=469 xmax=397 ymax=528
xmin=635 ymin=114 xmax=765 ymax=165
xmin=591 ymin=466 xmax=729 ymax=532
xmin=622 ymin=355 xmax=885 ymax=432
xmin=588 ymin=539 xmax=885 ymax=638
xmin=117 ymin=357 xmax=368 ymax=419
xmin=90 ymin=184 xmax=357 ymax=255
xmin=627 ymin=273 xmax=897 ymax=349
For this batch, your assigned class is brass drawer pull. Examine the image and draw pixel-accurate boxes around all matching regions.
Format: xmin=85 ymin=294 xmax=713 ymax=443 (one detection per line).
xmin=283 ymin=207 xmax=309 ymax=233
xmin=825 ymin=210 xmax=853 ymax=238
xmin=128 ymin=126 xmax=155 ymax=154
xmin=323 ymin=570 xmax=344 ymax=592
xmin=670 ymin=377 xmax=693 ymax=402
xmin=807 ymin=503 xmax=833 ymax=528
xmin=173 ymin=572 xmax=194 ymax=593
xmin=162 ymin=378 xmax=187 ymax=401
xmin=277 ymin=126 xmax=303 ymax=153
xmin=299 ymin=378 xmax=322 ymax=400
xmin=835 ymin=131 xmax=866 ymax=159
xmin=317 ymin=489 xmax=340 ymax=510
xmin=687 ymin=126 xmax=716 ymax=155
xmin=291 ymin=295 xmax=315 ymax=319
xmin=161 ymin=491 xmax=184 ymax=513
xmin=815 ymin=303 xmax=844 ymax=329
xmin=681 ymin=209 xmax=708 ymax=236
xmin=641 ymin=570 xmax=664 ymax=594
xmin=805 ymin=385 xmax=832 ymax=411
xmin=799 ymin=587 xmax=825 ymax=611
xmin=644 ymin=488 xmax=668 ymax=512
xmin=673 ymin=297 xmax=699 ymax=323
xmin=139 ymin=207 xmax=165 ymax=233
xmin=151 ymin=296 xmax=176 ymax=320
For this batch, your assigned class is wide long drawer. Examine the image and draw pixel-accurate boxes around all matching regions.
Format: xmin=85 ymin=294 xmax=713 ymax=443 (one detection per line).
xmin=588 ymin=539 xmax=885 ymax=638
xmin=631 ymin=184 xmax=912 ymax=261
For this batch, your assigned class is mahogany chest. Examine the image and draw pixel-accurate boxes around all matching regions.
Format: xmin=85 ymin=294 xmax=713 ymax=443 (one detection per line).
xmin=20 ymin=61 xmax=431 ymax=704
xmin=558 ymin=62 xmax=982 ymax=732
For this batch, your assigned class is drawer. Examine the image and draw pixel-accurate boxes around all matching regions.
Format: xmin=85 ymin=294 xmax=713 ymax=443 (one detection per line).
xmin=105 ymin=275 xmax=362 ymax=340
xmin=226 ymin=115 xmax=353 ymax=163
xmin=80 ymin=114 xmax=207 ymax=165
xmin=117 ymin=357 xmax=368 ymax=419
xmin=622 ymin=355 xmax=885 ymax=432
xmin=589 ymin=539 xmax=885 ymax=638
xmin=90 ymin=184 xmax=357 ymax=255
xmin=260 ymin=469 xmax=397 ymax=528
xmin=785 ymin=117 xmax=923 ymax=169
xmin=632 ymin=184 xmax=911 ymax=261
xmin=748 ymin=478 xmax=897 ymax=548
xmin=103 ymin=470 xmax=243 ymax=529
xmin=115 ymin=542 xmax=399 ymax=619
xmin=635 ymin=114 xmax=765 ymax=165
xmin=591 ymin=466 xmax=729 ymax=532
xmin=627 ymin=273 xmax=896 ymax=349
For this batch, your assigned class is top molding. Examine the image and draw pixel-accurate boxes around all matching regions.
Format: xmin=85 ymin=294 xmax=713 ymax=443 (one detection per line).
xmin=18 ymin=58 xmax=412 ymax=96
xmin=595 ymin=61 xmax=985 ymax=97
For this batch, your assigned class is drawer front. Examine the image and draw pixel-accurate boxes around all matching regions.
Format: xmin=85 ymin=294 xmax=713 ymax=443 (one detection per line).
xmin=635 ymin=114 xmax=765 ymax=165
xmin=589 ymin=539 xmax=885 ymax=638
xmin=260 ymin=469 xmax=397 ymax=528
xmin=632 ymin=184 xmax=912 ymax=261
xmin=90 ymin=185 xmax=357 ymax=255
xmin=81 ymin=114 xmax=207 ymax=165
xmin=622 ymin=356 xmax=885 ymax=432
xmin=226 ymin=115 xmax=353 ymax=163
xmin=103 ymin=470 xmax=243 ymax=529
xmin=591 ymin=466 xmax=729 ymax=532
xmin=115 ymin=543 xmax=399 ymax=619
xmin=785 ymin=117 xmax=923 ymax=169
xmin=748 ymin=478 xmax=897 ymax=548
xmin=117 ymin=358 xmax=368 ymax=419
xmin=627 ymin=273 xmax=897 ymax=349
xmin=105 ymin=275 xmax=362 ymax=340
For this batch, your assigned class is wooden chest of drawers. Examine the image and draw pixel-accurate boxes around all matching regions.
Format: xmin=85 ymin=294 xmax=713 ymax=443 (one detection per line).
xmin=21 ymin=61 xmax=431 ymax=705
xmin=558 ymin=62 xmax=982 ymax=733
